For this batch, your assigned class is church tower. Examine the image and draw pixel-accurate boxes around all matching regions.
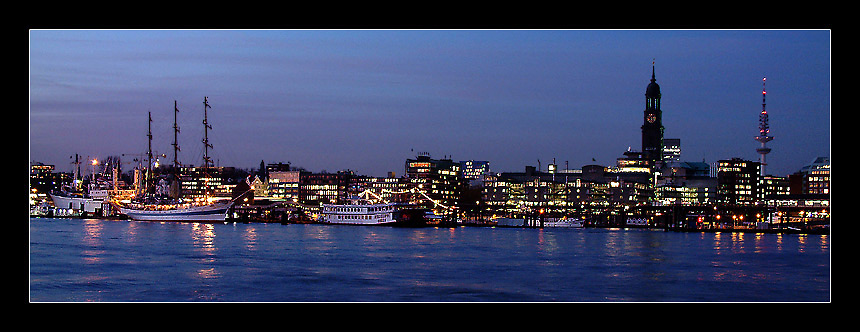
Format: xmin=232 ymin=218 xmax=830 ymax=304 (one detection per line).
xmin=642 ymin=61 xmax=664 ymax=163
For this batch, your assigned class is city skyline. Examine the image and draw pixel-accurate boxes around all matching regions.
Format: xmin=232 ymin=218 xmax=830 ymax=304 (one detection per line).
xmin=29 ymin=29 xmax=831 ymax=178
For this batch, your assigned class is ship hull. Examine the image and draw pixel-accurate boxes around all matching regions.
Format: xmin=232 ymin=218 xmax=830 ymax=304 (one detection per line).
xmin=119 ymin=203 xmax=231 ymax=222
xmin=320 ymin=202 xmax=397 ymax=226
xmin=50 ymin=193 xmax=103 ymax=213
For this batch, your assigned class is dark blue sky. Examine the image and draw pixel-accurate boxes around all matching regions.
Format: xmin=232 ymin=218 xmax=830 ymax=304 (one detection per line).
xmin=29 ymin=30 xmax=830 ymax=177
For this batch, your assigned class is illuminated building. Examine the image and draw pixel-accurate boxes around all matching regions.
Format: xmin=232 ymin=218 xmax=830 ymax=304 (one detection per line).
xmin=662 ymin=138 xmax=681 ymax=161
xmin=769 ymin=157 xmax=829 ymax=228
xmin=460 ymin=160 xmax=490 ymax=187
xmin=348 ymin=175 xmax=412 ymax=203
xmin=760 ymin=175 xmax=789 ymax=197
xmin=800 ymin=157 xmax=830 ymax=195
xmin=268 ymin=170 xmax=301 ymax=199
xmin=482 ymin=166 xmax=581 ymax=214
xmin=481 ymin=164 xmax=622 ymax=215
xmin=716 ymin=158 xmax=760 ymax=205
xmin=266 ymin=162 xmax=291 ymax=172
xmin=30 ymin=162 xmax=71 ymax=203
xmin=299 ymin=170 xmax=354 ymax=206
xmin=179 ymin=166 xmax=235 ymax=199
xmin=608 ymin=150 xmax=655 ymax=204
xmin=251 ymin=175 xmax=267 ymax=197
xmin=405 ymin=153 xmax=463 ymax=214
xmin=615 ymin=150 xmax=652 ymax=173
xmin=656 ymin=161 xmax=716 ymax=205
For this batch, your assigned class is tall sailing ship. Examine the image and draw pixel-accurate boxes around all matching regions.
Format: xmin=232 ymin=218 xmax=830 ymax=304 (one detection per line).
xmin=116 ymin=97 xmax=246 ymax=222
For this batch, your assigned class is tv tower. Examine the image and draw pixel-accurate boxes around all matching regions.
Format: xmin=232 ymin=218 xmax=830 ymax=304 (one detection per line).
xmin=755 ymin=77 xmax=773 ymax=176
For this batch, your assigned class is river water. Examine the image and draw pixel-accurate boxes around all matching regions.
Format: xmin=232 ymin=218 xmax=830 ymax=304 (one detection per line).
xmin=29 ymin=217 xmax=830 ymax=302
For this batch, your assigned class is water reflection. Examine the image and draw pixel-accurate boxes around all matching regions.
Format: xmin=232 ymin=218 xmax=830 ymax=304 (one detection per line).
xmin=243 ymin=226 xmax=258 ymax=251
xmin=191 ymin=223 xmax=216 ymax=252
xmin=29 ymin=219 xmax=830 ymax=302
xmin=190 ymin=223 xmax=219 ymax=288
xmin=123 ymin=220 xmax=140 ymax=245
xmin=753 ymin=233 xmax=764 ymax=254
xmin=798 ymin=235 xmax=807 ymax=253
xmin=81 ymin=219 xmax=104 ymax=264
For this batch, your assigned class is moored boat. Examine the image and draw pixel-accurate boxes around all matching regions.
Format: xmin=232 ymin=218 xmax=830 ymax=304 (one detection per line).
xmin=115 ymin=97 xmax=247 ymax=223
xmin=492 ymin=217 xmax=584 ymax=228
xmin=321 ymin=197 xmax=397 ymax=226
xmin=118 ymin=199 xmax=235 ymax=222
xmin=542 ymin=218 xmax=584 ymax=228
xmin=50 ymin=190 xmax=103 ymax=214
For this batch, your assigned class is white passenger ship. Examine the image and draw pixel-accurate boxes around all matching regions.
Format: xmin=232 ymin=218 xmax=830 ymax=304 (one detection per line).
xmin=320 ymin=198 xmax=397 ymax=226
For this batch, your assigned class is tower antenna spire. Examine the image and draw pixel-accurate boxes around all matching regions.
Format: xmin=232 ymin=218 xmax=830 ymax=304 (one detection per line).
xmin=755 ymin=77 xmax=773 ymax=176
xmin=651 ymin=58 xmax=656 ymax=81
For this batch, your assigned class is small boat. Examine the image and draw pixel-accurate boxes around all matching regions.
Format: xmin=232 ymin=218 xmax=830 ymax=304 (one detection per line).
xmin=542 ymin=218 xmax=584 ymax=228
xmin=493 ymin=217 xmax=583 ymax=228
xmin=626 ymin=217 xmax=649 ymax=227
xmin=493 ymin=218 xmax=527 ymax=227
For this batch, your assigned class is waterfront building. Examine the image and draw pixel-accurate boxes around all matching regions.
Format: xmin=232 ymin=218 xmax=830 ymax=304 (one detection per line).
xmin=267 ymin=170 xmax=301 ymax=200
xmin=716 ymin=158 xmax=761 ymax=205
xmin=663 ymin=138 xmax=681 ymax=161
xmin=616 ymin=150 xmax=653 ymax=173
xmin=460 ymin=160 xmax=490 ymax=187
xmin=764 ymin=193 xmax=829 ymax=228
xmin=405 ymin=153 xmax=463 ymax=215
xmin=800 ymin=157 xmax=830 ymax=195
xmin=482 ymin=166 xmax=570 ymax=215
xmin=656 ymin=160 xmax=716 ymax=205
xmin=460 ymin=160 xmax=490 ymax=179
xmin=251 ymin=175 xmax=267 ymax=197
xmin=265 ymin=162 xmax=291 ymax=176
xmin=760 ymin=175 xmax=790 ymax=199
xmin=179 ymin=166 xmax=234 ymax=199
xmin=771 ymin=157 xmax=830 ymax=228
xmin=608 ymin=151 xmax=655 ymax=204
xmin=30 ymin=163 xmax=64 ymax=196
xmin=299 ymin=170 xmax=354 ymax=206
xmin=30 ymin=162 xmax=72 ymax=204
xmin=607 ymin=178 xmax=653 ymax=206
xmin=348 ymin=175 xmax=412 ymax=204
xmin=481 ymin=165 xmax=618 ymax=216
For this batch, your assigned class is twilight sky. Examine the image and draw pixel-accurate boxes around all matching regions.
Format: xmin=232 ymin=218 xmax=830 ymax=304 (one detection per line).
xmin=29 ymin=29 xmax=830 ymax=178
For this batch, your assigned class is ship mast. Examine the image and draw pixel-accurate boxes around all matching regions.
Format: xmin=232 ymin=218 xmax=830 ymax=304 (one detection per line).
xmin=202 ymin=96 xmax=213 ymax=168
xmin=71 ymin=153 xmax=81 ymax=189
xmin=173 ymin=100 xmax=181 ymax=170
xmin=147 ymin=111 xmax=153 ymax=195
xmin=202 ymin=96 xmax=213 ymax=199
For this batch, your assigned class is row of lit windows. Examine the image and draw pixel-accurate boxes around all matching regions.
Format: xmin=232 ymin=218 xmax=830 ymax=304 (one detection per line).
xmin=333 ymin=215 xmax=387 ymax=222
xmin=304 ymin=184 xmax=336 ymax=190
xmin=328 ymin=206 xmax=391 ymax=213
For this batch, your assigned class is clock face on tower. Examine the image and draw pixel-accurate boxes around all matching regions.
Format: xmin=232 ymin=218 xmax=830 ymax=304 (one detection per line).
xmin=647 ymin=114 xmax=656 ymax=123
